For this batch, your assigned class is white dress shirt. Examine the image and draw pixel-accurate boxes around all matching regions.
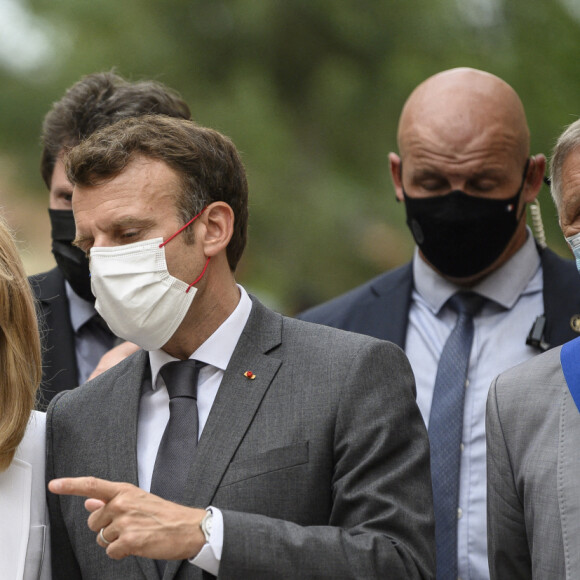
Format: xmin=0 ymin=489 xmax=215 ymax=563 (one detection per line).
xmin=406 ymin=230 xmax=543 ymax=580
xmin=137 ymin=285 xmax=252 ymax=576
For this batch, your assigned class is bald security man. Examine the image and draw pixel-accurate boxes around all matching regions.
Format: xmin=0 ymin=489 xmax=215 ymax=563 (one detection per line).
xmin=299 ymin=67 xmax=580 ymax=579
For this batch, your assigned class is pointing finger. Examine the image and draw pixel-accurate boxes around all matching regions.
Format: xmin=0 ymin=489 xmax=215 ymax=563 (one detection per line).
xmin=49 ymin=477 xmax=126 ymax=502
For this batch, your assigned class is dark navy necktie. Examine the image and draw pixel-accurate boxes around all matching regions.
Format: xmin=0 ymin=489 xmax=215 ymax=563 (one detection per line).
xmin=150 ymin=359 xmax=205 ymax=578
xmin=428 ymin=291 xmax=485 ymax=580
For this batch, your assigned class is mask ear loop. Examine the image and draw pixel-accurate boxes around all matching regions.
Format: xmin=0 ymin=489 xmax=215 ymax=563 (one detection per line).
xmin=186 ymin=257 xmax=211 ymax=293
xmin=158 ymin=206 xmax=211 ymax=293
xmin=159 ymin=207 xmax=207 ymax=248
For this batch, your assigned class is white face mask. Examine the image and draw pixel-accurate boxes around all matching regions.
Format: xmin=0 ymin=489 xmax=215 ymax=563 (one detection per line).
xmin=90 ymin=238 xmax=197 ymax=351
xmin=89 ymin=208 xmax=209 ymax=351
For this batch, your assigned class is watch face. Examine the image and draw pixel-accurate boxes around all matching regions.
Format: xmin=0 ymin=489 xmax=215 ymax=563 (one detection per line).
xmin=201 ymin=511 xmax=213 ymax=541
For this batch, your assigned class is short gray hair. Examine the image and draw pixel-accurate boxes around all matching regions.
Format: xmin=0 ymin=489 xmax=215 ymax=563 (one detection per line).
xmin=550 ymin=117 xmax=580 ymax=215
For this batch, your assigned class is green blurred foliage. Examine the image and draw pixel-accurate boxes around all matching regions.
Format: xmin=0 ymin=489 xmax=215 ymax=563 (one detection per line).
xmin=1 ymin=0 xmax=579 ymax=313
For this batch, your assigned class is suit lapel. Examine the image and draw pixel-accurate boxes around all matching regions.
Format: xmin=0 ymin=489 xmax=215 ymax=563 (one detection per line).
xmin=165 ymin=299 xmax=282 ymax=580
xmin=103 ymin=350 xmax=160 ymax=580
xmin=368 ymin=262 xmax=413 ymax=348
xmin=187 ymin=347 xmax=281 ymax=507
xmin=558 ymin=381 xmax=580 ymax=578
xmin=103 ymin=350 xmax=148 ymax=484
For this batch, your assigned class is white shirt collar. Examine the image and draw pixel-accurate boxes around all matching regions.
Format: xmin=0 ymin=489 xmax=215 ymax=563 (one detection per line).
xmin=148 ymin=285 xmax=252 ymax=389
xmin=413 ymin=227 xmax=542 ymax=315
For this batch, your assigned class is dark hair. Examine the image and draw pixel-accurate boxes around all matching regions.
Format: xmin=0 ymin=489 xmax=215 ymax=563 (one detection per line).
xmin=40 ymin=71 xmax=191 ymax=188
xmin=66 ymin=115 xmax=249 ymax=271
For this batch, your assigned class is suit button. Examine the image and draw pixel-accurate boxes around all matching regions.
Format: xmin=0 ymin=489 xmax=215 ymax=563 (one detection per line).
xmin=457 ymin=507 xmax=463 ymax=519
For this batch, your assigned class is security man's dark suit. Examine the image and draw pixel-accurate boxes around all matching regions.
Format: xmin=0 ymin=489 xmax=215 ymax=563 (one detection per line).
xmin=29 ymin=267 xmax=79 ymax=406
xmin=299 ymin=247 xmax=580 ymax=352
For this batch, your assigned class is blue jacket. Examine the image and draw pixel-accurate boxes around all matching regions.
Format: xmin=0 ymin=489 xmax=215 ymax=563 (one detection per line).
xmin=299 ymin=246 xmax=580 ymax=352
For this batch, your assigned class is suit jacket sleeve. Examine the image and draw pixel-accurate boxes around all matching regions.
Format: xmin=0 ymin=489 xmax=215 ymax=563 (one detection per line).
xmin=486 ymin=376 xmax=531 ymax=580
xmin=218 ymin=340 xmax=435 ymax=579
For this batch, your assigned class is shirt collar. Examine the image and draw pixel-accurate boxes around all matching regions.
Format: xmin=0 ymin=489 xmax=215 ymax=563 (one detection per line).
xmin=65 ymin=281 xmax=98 ymax=332
xmin=413 ymin=227 xmax=542 ymax=315
xmin=149 ymin=285 xmax=252 ymax=389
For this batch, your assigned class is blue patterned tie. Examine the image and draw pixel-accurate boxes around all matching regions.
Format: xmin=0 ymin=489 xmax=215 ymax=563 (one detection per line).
xmin=150 ymin=359 xmax=205 ymax=577
xmin=428 ymin=291 xmax=485 ymax=580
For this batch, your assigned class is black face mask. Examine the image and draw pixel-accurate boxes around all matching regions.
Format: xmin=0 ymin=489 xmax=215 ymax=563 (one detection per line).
xmin=48 ymin=209 xmax=94 ymax=303
xmin=402 ymin=160 xmax=530 ymax=279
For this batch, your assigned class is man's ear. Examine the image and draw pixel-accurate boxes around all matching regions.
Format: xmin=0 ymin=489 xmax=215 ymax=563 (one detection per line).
xmin=523 ymin=154 xmax=547 ymax=204
xmin=200 ymin=202 xmax=234 ymax=257
xmin=389 ymin=153 xmax=404 ymax=202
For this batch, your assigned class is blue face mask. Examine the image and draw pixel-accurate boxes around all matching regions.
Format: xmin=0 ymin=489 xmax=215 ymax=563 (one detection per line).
xmin=566 ymin=231 xmax=580 ymax=271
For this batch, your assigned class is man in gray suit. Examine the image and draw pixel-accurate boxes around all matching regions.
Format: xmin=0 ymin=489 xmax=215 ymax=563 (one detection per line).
xmin=47 ymin=114 xmax=435 ymax=579
xmin=486 ymin=117 xmax=580 ymax=579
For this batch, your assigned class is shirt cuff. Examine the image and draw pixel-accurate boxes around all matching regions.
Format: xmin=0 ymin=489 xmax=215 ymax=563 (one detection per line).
xmin=189 ymin=506 xmax=224 ymax=576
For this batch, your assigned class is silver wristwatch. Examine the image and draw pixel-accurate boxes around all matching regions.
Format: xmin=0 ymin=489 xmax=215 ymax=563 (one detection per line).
xmin=200 ymin=509 xmax=213 ymax=543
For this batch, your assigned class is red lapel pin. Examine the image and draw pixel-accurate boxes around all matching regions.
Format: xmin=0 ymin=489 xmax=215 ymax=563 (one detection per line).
xmin=243 ymin=371 xmax=256 ymax=380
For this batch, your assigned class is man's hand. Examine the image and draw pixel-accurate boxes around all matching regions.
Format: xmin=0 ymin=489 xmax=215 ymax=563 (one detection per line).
xmin=49 ymin=477 xmax=207 ymax=560
xmin=88 ymin=342 xmax=141 ymax=380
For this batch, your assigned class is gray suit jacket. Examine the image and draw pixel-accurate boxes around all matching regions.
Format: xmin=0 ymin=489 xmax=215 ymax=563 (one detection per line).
xmin=487 ymin=346 xmax=580 ymax=579
xmin=47 ymin=297 xmax=435 ymax=579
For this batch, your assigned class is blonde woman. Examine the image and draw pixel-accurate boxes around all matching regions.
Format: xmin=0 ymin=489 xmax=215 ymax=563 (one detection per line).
xmin=0 ymin=215 xmax=50 ymax=579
